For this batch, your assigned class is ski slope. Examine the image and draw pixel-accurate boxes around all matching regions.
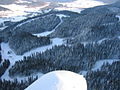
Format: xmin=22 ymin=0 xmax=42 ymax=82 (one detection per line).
xmin=92 ymin=59 xmax=120 ymax=71
xmin=79 ymin=59 xmax=119 ymax=76
xmin=1 ymin=38 xmax=64 ymax=81
xmin=1 ymin=14 xmax=67 ymax=81
xmin=25 ymin=70 xmax=87 ymax=90
xmin=33 ymin=14 xmax=69 ymax=37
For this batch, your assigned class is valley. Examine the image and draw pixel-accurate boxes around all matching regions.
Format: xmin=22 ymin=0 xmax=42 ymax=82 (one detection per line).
xmin=0 ymin=0 xmax=120 ymax=90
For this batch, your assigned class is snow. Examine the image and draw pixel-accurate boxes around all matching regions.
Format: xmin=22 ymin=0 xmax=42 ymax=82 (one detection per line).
xmin=33 ymin=30 xmax=55 ymax=37
xmin=1 ymin=66 xmax=43 ymax=81
xmin=13 ymin=18 xmax=36 ymax=30
xmin=1 ymin=43 xmax=22 ymax=65
xmin=55 ymin=7 xmax=83 ymax=13
xmin=33 ymin=14 xmax=69 ymax=37
xmin=0 ymin=0 xmax=106 ymax=18
xmin=1 ymin=42 xmax=43 ymax=81
xmin=0 ymin=2 xmax=50 ymax=24
xmin=79 ymin=71 xmax=87 ymax=76
xmin=79 ymin=59 xmax=120 ymax=76
xmin=9 ymin=16 xmax=27 ymax=22
xmin=97 ymin=38 xmax=109 ymax=44
xmin=13 ymin=13 xmax=69 ymax=32
xmin=118 ymin=36 xmax=120 ymax=39
xmin=61 ymin=0 xmax=105 ymax=8
xmin=0 ymin=18 xmax=6 ymax=24
xmin=0 ymin=0 xmax=106 ymax=24
xmin=15 ymin=0 xmax=32 ymax=4
xmin=56 ymin=14 xmax=69 ymax=19
xmin=0 ymin=3 xmax=50 ymax=18
xmin=1 ymin=38 xmax=64 ymax=81
xmin=1 ymin=12 xmax=67 ymax=81
xmin=116 ymin=15 xmax=120 ymax=22
xmin=56 ymin=0 xmax=105 ymax=13
xmin=81 ymin=41 xmax=96 ymax=47
xmin=0 ymin=26 xmax=8 ymax=31
xmin=108 ymin=7 xmax=120 ymax=12
xmin=0 ymin=4 xmax=28 ymax=17
xmin=25 ymin=70 xmax=87 ymax=90
xmin=92 ymin=59 xmax=120 ymax=71
xmin=0 ymin=15 xmax=27 ymax=26
xmin=41 ymin=9 xmax=53 ymax=14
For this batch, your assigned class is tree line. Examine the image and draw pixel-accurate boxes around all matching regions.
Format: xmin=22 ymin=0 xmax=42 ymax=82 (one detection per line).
xmin=86 ymin=61 xmax=120 ymax=90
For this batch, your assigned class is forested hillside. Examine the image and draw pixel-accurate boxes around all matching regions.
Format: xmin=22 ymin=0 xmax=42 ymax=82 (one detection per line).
xmin=0 ymin=1 xmax=120 ymax=90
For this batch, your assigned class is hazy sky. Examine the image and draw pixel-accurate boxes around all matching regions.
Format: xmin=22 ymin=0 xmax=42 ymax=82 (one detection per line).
xmin=0 ymin=0 xmax=118 ymax=5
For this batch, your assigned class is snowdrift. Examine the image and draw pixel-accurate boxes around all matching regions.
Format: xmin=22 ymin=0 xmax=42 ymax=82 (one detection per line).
xmin=25 ymin=70 xmax=87 ymax=90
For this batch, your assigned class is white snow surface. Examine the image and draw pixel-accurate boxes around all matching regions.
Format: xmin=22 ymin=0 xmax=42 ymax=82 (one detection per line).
xmin=97 ymin=38 xmax=108 ymax=44
xmin=0 ymin=26 xmax=7 ymax=31
xmin=79 ymin=71 xmax=87 ymax=76
xmin=0 ymin=3 xmax=50 ymax=24
xmin=0 ymin=0 xmax=107 ymax=24
xmin=33 ymin=30 xmax=55 ymax=37
xmin=0 ymin=3 xmax=50 ymax=18
xmin=25 ymin=70 xmax=87 ymax=90
xmin=55 ymin=0 xmax=105 ymax=13
xmin=116 ymin=15 xmax=120 ymax=21
xmin=0 ymin=0 xmax=107 ymax=21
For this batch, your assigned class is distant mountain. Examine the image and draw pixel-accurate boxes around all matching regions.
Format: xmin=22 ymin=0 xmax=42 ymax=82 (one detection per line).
xmin=0 ymin=6 xmax=10 ymax=11
xmin=0 ymin=0 xmax=118 ymax=17
xmin=0 ymin=0 xmax=16 ymax=5
xmin=96 ymin=0 xmax=118 ymax=4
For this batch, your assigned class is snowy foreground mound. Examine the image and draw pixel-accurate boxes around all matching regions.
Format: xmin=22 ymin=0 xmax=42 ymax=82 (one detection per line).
xmin=25 ymin=71 xmax=87 ymax=90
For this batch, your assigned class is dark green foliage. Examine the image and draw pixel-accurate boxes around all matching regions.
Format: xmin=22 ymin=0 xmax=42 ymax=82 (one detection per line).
xmin=0 ymin=54 xmax=2 ymax=64
xmin=9 ymin=37 xmax=120 ymax=77
xmin=9 ymin=44 xmax=85 ymax=76
xmin=86 ymin=61 xmax=120 ymax=90
xmin=13 ymin=14 xmax=60 ymax=34
xmin=9 ymin=31 xmax=51 ymax=55
xmin=0 ymin=76 xmax=38 ymax=90
xmin=0 ymin=37 xmax=3 ymax=43
xmin=0 ymin=6 xmax=10 ymax=11
xmin=0 ymin=48 xmax=2 ymax=64
xmin=50 ymin=13 xmax=118 ymax=39
xmin=0 ymin=43 xmax=2 ymax=64
xmin=49 ymin=10 xmax=80 ymax=17
xmin=0 ymin=60 xmax=10 ymax=77
xmin=1 ymin=3 xmax=120 ymax=90
xmin=80 ymin=6 xmax=112 ymax=15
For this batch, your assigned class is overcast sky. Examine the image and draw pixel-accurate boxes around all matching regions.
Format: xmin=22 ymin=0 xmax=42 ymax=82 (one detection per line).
xmin=0 ymin=0 xmax=119 ymax=5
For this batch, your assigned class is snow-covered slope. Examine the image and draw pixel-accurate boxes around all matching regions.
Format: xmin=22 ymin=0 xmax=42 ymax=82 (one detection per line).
xmin=56 ymin=0 xmax=105 ymax=12
xmin=1 ymin=14 xmax=66 ymax=81
xmin=0 ymin=0 xmax=118 ymax=26
xmin=25 ymin=70 xmax=87 ymax=90
xmin=92 ymin=59 xmax=120 ymax=71
xmin=0 ymin=0 xmax=115 ymax=18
